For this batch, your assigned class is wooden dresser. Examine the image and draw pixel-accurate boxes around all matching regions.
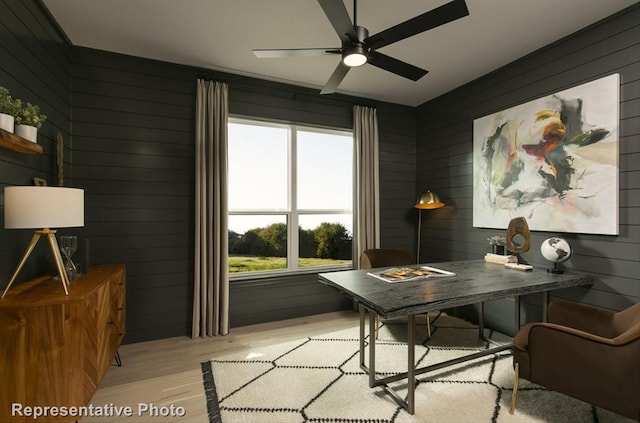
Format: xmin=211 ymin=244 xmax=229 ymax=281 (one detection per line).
xmin=0 ymin=264 xmax=125 ymax=422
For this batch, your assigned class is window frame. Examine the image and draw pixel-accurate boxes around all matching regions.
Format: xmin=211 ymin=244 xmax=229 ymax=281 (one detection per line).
xmin=228 ymin=117 xmax=355 ymax=280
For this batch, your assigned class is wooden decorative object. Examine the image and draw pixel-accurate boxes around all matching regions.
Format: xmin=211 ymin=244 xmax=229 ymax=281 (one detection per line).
xmin=506 ymin=217 xmax=531 ymax=254
xmin=0 ymin=264 xmax=126 ymax=423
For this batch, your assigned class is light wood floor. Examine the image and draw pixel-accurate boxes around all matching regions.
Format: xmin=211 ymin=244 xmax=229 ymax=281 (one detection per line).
xmin=83 ymin=310 xmax=360 ymax=422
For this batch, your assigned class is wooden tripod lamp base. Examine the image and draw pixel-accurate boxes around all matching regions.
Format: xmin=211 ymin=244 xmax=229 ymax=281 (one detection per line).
xmin=1 ymin=228 xmax=70 ymax=299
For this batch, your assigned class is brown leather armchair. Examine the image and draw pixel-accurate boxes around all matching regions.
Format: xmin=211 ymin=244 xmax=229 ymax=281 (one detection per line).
xmin=360 ymin=248 xmax=433 ymax=338
xmin=360 ymin=248 xmax=414 ymax=269
xmin=510 ymin=300 xmax=640 ymax=420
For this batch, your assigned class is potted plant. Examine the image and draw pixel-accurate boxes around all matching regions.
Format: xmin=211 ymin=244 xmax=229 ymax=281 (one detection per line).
xmin=0 ymin=86 xmax=21 ymax=133
xmin=488 ymin=235 xmax=507 ymax=255
xmin=15 ymin=101 xmax=46 ymax=143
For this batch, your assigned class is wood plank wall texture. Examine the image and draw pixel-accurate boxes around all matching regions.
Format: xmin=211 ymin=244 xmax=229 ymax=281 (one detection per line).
xmin=0 ymin=1 xmax=71 ymax=282
xmin=69 ymin=50 xmax=416 ymax=340
xmin=1 ymin=0 xmax=637 ymax=342
xmin=416 ymin=4 xmax=639 ymax=334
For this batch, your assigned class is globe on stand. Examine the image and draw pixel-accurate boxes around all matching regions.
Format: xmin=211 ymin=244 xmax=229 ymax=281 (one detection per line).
xmin=541 ymin=237 xmax=572 ymax=274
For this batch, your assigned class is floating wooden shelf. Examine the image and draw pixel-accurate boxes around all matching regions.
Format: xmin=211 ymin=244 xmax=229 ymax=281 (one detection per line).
xmin=0 ymin=127 xmax=43 ymax=154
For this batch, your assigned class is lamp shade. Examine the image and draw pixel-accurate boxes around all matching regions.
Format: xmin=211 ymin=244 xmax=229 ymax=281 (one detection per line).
xmin=414 ymin=190 xmax=445 ymax=210
xmin=4 ymin=186 xmax=84 ymax=229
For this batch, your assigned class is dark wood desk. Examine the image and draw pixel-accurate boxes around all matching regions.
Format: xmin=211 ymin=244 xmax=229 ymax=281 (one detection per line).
xmin=318 ymin=259 xmax=596 ymax=414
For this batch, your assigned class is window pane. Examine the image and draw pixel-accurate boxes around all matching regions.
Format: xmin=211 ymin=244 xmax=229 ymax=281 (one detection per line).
xmin=228 ymin=119 xmax=354 ymax=275
xmin=228 ymin=123 xmax=288 ymax=210
xmin=298 ymin=214 xmax=352 ymax=268
xmin=228 ymin=215 xmax=287 ymax=273
xmin=297 ymin=130 xmax=353 ymax=210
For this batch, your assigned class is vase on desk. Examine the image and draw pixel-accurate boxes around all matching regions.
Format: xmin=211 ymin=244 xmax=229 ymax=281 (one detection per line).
xmin=492 ymin=244 xmax=506 ymax=255
xmin=59 ymin=235 xmax=79 ymax=282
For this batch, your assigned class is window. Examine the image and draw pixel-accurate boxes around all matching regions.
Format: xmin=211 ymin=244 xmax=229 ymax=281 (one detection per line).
xmin=228 ymin=118 xmax=354 ymax=276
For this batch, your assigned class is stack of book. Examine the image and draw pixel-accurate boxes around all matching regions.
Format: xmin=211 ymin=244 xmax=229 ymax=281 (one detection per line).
xmin=484 ymin=253 xmax=518 ymax=265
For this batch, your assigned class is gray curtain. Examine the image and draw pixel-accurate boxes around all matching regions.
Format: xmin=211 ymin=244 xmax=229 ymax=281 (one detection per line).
xmin=193 ymin=80 xmax=229 ymax=337
xmin=353 ymin=105 xmax=380 ymax=267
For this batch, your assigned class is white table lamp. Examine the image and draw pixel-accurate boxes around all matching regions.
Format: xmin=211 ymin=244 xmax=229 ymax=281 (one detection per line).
xmin=2 ymin=186 xmax=84 ymax=298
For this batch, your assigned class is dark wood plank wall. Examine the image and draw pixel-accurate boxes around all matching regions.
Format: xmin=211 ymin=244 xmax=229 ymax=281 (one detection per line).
xmin=416 ymin=4 xmax=640 ymax=334
xmin=69 ymin=47 xmax=416 ymax=340
xmin=0 ymin=0 xmax=71 ymax=283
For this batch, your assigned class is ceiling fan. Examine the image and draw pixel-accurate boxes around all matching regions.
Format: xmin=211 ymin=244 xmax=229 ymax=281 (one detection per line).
xmin=253 ymin=0 xmax=469 ymax=94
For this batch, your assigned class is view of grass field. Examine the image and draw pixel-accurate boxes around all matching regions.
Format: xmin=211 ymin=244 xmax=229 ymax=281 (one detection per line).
xmin=229 ymin=256 xmax=351 ymax=273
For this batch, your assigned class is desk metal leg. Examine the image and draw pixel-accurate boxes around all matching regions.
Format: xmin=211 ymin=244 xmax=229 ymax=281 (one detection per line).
xmin=359 ymin=305 xmax=366 ymax=368
xmin=478 ymin=301 xmax=485 ymax=340
xmin=382 ymin=314 xmax=416 ymax=414
xmin=358 ymin=305 xmax=378 ymax=385
xmin=542 ymin=291 xmax=549 ymax=322
xmin=515 ymin=296 xmax=521 ymax=331
xmin=358 ymin=306 xmax=510 ymax=415
xmin=407 ymin=314 xmax=416 ymax=414
xmin=358 ymin=305 xmax=377 ymax=385
xmin=369 ymin=308 xmax=377 ymax=388
xmin=514 ymin=292 xmax=548 ymax=329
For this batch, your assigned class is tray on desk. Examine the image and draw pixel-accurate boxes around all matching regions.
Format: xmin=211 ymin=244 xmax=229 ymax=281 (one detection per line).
xmin=367 ymin=265 xmax=456 ymax=283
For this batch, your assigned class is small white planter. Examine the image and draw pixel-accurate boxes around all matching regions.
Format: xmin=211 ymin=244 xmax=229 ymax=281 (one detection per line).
xmin=0 ymin=113 xmax=14 ymax=132
xmin=15 ymin=124 xmax=37 ymax=143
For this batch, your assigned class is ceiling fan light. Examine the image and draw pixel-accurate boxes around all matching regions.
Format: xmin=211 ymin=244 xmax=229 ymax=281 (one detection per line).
xmin=342 ymin=46 xmax=367 ymax=67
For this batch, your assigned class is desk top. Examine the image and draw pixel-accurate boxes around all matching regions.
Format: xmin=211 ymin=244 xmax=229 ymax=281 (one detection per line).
xmin=318 ymin=260 xmax=595 ymax=319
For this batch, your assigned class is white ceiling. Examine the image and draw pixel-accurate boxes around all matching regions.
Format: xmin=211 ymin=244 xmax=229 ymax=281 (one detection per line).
xmin=42 ymin=0 xmax=637 ymax=107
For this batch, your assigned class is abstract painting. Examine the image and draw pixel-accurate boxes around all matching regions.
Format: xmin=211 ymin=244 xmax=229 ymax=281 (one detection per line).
xmin=473 ymin=74 xmax=619 ymax=235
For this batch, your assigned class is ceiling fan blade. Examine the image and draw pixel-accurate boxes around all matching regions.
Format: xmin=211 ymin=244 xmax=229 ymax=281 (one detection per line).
xmin=317 ymin=0 xmax=357 ymax=43
xmin=320 ymin=62 xmax=350 ymax=94
xmin=364 ymin=0 xmax=469 ymax=50
xmin=367 ymin=51 xmax=428 ymax=81
xmin=253 ymin=48 xmax=341 ymax=58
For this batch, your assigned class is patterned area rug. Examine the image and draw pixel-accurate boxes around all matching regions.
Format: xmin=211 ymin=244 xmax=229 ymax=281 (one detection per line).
xmin=201 ymin=313 xmax=631 ymax=423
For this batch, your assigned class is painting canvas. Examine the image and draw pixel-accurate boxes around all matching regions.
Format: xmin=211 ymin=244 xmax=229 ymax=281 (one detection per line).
xmin=473 ymin=74 xmax=619 ymax=235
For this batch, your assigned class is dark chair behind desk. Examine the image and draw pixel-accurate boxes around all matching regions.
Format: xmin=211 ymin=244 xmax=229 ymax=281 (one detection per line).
xmin=360 ymin=248 xmax=433 ymax=338
xmin=360 ymin=248 xmax=414 ymax=269
xmin=510 ymin=300 xmax=640 ymax=420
